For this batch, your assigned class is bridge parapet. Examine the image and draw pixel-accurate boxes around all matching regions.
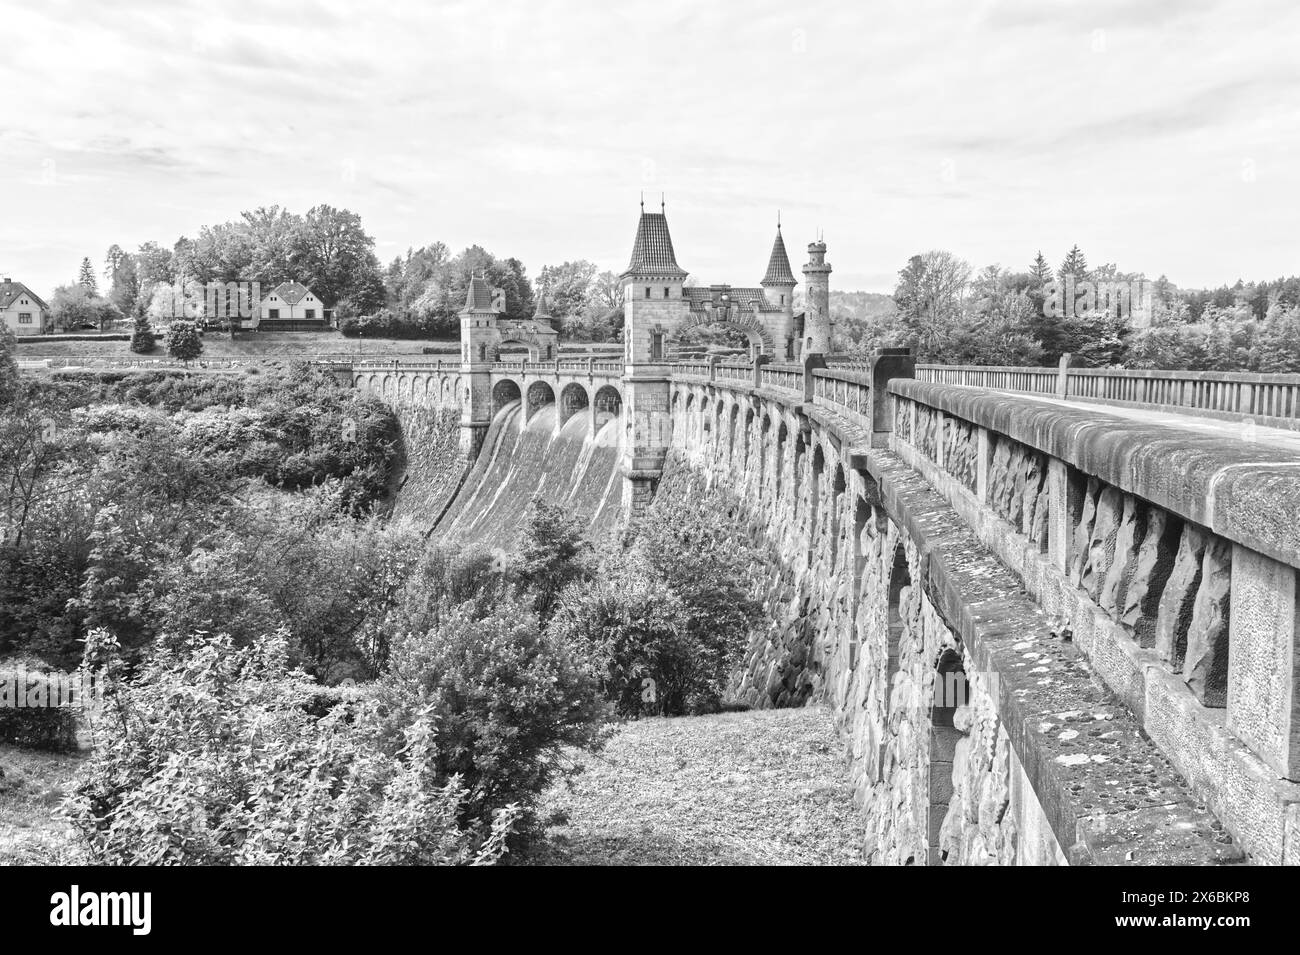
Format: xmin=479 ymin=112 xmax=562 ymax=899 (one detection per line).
xmin=889 ymin=377 xmax=1300 ymax=863
xmin=918 ymin=358 xmax=1300 ymax=430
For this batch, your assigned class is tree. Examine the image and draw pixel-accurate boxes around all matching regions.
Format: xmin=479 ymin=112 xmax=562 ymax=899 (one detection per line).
xmin=49 ymin=284 xmax=99 ymax=331
xmin=892 ymin=250 xmax=971 ymax=361
xmin=167 ymin=321 xmax=202 ymax=365
xmin=77 ymin=257 xmax=98 ymax=293
xmin=130 ymin=314 xmax=157 ymax=354
xmin=1058 ymin=245 xmax=1088 ymax=283
xmin=1030 ymin=251 xmax=1052 ymax=286
xmin=103 ymin=244 xmax=126 ymax=283
xmin=538 ymin=260 xmax=598 ymax=321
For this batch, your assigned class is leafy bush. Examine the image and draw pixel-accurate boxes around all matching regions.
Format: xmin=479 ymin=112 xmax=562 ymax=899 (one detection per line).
xmin=129 ymin=316 xmax=156 ymax=354
xmin=373 ymin=601 xmax=610 ymax=836
xmin=550 ymin=557 xmax=693 ymax=717
xmin=166 ymin=321 xmax=203 ymax=364
xmin=0 ymin=666 xmax=79 ymax=752
xmin=67 ymin=631 xmax=518 ymax=866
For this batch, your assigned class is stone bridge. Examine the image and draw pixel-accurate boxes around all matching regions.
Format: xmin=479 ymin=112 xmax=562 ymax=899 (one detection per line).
xmin=327 ymin=346 xmax=1300 ymax=866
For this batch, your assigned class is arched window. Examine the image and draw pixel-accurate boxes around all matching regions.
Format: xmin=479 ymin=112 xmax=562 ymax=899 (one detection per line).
xmin=644 ymin=287 xmax=650 ymax=299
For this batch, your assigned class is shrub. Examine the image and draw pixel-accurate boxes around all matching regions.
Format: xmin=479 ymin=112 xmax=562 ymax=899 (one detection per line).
xmin=67 ymin=631 xmax=518 ymax=865
xmin=550 ymin=557 xmax=694 ymax=717
xmin=373 ymin=601 xmax=610 ymax=836
xmin=165 ymin=321 xmax=202 ymax=364
xmin=0 ymin=666 xmax=79 ymax=752
xmin=129 ymin=316 xmax=156 ymax=354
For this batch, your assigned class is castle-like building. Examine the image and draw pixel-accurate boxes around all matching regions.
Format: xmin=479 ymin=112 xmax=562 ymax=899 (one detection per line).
xmin=617 ymin=201 xmax=834 ymax=512
xmin=619 ymin=201 xmax=833 ymax=364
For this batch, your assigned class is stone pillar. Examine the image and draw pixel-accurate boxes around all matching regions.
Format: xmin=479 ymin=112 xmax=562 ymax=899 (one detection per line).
xmin=1046 ymin=458 xmax=1075 ymax=574
xmin=753 ymin=353 xmax=769 ymax=389
xmin=802 ymin=353 xmax=826 ymax=404
xmin=869 ymin=347 xmax=915 ymax=448
xmin=1227 ymin=545 xmax=1300 ymax=780
xmin=1056 ymin=353 xmax=1075 ymax=399
xmin=620 ymin=377 xmax=672 ymax=516
xmin=976 ymin=428 xmax=991 ymax=503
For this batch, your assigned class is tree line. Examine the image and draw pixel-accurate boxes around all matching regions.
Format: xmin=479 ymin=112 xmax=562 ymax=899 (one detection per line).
xmin=836 ymin=245 xmax=1300 ymax=372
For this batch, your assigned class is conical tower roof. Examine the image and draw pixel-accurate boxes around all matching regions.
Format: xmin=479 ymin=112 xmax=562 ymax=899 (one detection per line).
xmin=621 ymin=207 xmax=688 ymax=279
xmin=761 ymin=225 xmax=796 ymax=286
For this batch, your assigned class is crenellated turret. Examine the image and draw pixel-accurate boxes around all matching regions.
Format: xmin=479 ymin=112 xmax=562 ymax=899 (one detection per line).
xmin=801 ymin=237 xmax=832 ymax=356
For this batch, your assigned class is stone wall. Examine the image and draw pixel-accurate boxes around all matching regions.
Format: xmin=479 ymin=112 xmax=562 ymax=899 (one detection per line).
xmin=659 ymin=376 xmax=1244 ymax=866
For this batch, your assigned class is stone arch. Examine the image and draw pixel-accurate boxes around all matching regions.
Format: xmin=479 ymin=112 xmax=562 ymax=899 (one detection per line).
xmin=559 ymin=382 xmax=590 ymax=427
xmin=743 ymin=406 xmax=755 ymax=470
xmin=809 ymin=443 xmax=826 ymax=562
xmin=672 ymin=308 xmax=777 ymax=355
xmin=492 ymin=378 xmax=522 ymax=416
xmin=728 ymin=403 xmax=740 ymax=463
xmin=775 ymin=421 xmax=788 ymax=498
xmin=526 ymin=381 xmax=555 ymax=421
xmin=886 ymin=542 xmax=910 ymax=706
xmin=831 ymin=464 xmax=847 ymax=569
xmin=929 ymin=645 xmax=968 ymax=865
xmin=593 ymin=385 xmax=622 ymax=429
xmin=380 ymin=374 xmax=392 ymax=396
xmin=759 ymin=413 xmax=772 ymax=495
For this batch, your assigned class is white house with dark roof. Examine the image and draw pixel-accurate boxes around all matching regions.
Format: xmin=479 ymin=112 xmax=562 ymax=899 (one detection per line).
xmin=253 ymin=281 xmax=333 ymax=329
xmin=0 ymin=278 xmax=48 ymax=335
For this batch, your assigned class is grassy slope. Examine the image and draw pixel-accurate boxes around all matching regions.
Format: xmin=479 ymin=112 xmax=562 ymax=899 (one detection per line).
xmin=17 ymin=333 xmax=457 ymax=359
xmin=0 ymin=746 xmax=85 ymax=865
xmin=523 ymin=706 xmax=864 ymax=866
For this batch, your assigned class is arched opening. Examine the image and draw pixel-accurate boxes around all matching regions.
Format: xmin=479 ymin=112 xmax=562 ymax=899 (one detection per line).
xmin=929 ymin=646 xmax=968 ymax=865
xmin=491 ymin=379 xmax=521 ymax=417
xmin=526 ymin=381 xmax=555 ymax=421
xmin=759 ymin=414 xmax=771 ymax=496
xmin=743 ymin=407 xmax=755 ymax=471
xmin=849 ymin=496 xmax=871 ymax=669
xmin=793 ymin=432 xmax=806 ymax=520
xmin=728 ymin=404 xmax=740 ymax=463
xmin=886 ymin=542 xmax=909 ymax=698
xmin=593 ymin=385 xmax=622 ymax=429
xmin=830 ymin=465 xmax=847 ymax=570
xmin=775 ymin=421 xmax=788 ymax=497
xmin=499 ymin=339 xmax=539 ymax=362
xmin=559 ymin=382 xmax=589 ymax=426
xmin=701 ymin=396 xmax=712 ymax=440
xmin=809 ymin=443 xmax=825 ymax=565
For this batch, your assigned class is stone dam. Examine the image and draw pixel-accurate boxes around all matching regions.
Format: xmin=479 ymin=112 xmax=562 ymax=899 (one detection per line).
xmin=329 ymin=346 xmax=1300 ymax=867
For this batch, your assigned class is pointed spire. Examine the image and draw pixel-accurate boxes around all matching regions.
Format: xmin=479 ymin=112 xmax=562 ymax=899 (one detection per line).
xmin=534 ymin=289 xmax=551 ymax=319
xmin=621 ymin=199 xmax=688 ymax=279
xmin=761 ymin=218 xmax=796 ymax=286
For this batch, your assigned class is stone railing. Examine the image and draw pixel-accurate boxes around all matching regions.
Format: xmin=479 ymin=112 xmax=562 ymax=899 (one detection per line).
xmin=812 ymin=368 xmax=873 ymax=420
xmin=917 ymin=357 xmax=1300 ymax=427
xmin=716 ymin=361 xmax=752 ymax=384
xmin=888 ymin=377 xmax=1300 ymax=863
xmin=760 ymin=362 xmax=803 ymax=394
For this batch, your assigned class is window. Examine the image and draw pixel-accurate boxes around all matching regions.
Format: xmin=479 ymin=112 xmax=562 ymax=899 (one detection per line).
xmin=644 ymin=287 xmax=650 ymax=299
xmin=305 ymin=309 xmax=315 ymax=319
xmin=780 ymin=294 xmax=785 ymax=305
xmin=269 ymin=308 xmax=280 ymax=319
xmin=18 ymin=312 xmax=32 ymax=324
xmin=651 ymin=332 xmax=664 ymax=362
xmin=663 ymin=287 xmax=669 ymax=298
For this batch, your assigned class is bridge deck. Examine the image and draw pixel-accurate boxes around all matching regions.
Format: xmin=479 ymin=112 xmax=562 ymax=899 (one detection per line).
xmin=1020 ymin=392 xmax=1300 ymax=453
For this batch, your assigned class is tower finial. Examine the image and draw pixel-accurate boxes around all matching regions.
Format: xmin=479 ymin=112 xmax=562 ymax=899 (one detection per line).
xmin=661 ymin=192 xmax=665 ymax=213
xmin=777 ymin=209 xmax=782 ymax=231
xmin=640 ymin=191 xmax=644 ymax=212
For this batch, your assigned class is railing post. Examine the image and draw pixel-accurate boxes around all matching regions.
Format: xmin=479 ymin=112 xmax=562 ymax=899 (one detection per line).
xmin=868 ymin=347 xmax=914 ymax=448
xmin=708 ymin=355 xmax=719 ymax=382
xmin=802 ymin=353 xmax=826 ymax=403
xmin=753 ymin=353 xmax=769 ymax=389
xmin=1056 ymin=353 xmax=1076 ymax=399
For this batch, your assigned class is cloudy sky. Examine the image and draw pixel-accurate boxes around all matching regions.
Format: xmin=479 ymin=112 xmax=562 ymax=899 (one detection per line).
xmin=3 ymin=0 xmax=1298 ymax=297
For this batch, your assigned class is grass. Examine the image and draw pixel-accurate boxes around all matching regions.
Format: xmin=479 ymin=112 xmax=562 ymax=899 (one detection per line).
xmin=17 ymin=332 xmax=458 ymax=360
xmin=521 ymin=706 xmax=864 ymax=866
xmin=0 ymin=745 xmax=86 ymax=865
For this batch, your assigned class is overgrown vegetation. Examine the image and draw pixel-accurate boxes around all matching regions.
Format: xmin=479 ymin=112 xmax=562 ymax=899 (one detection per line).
xmin=1 ymin=337 xmax=767 ymax=863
